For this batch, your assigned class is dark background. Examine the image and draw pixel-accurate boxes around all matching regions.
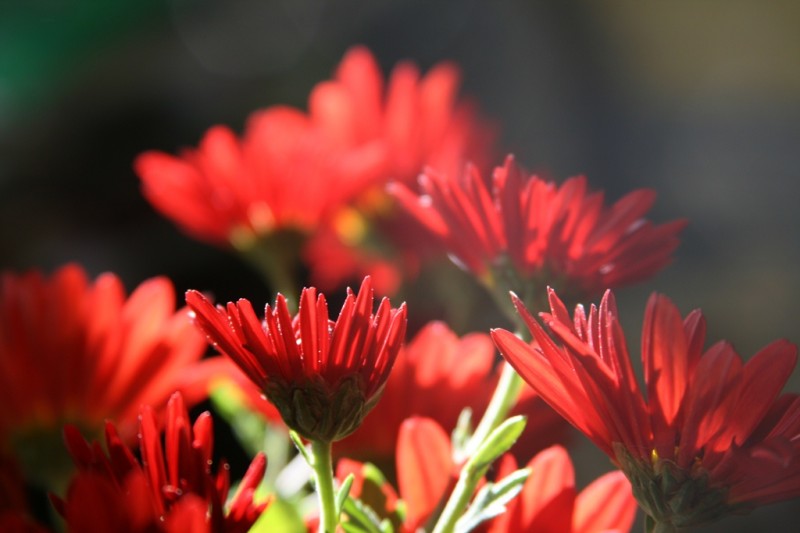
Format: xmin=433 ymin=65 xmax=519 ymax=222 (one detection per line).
xmin=1 ymin=1 xmax=799 ymax=531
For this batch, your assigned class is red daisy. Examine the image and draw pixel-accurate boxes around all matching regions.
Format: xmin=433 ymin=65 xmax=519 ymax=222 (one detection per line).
xmin=186 ymin=276 xmax=407 ymax=442
xmin=304 ymin=46 xmax=495 ymax=292
xmin=135 ymin=106 xmax=385 ymax=248
xmin=492 ymin=288 xmax=800 ymax=529
xmin=53 ymin=392 xmax=268 ymax=533
xmin=309 ymin=45 xmax=495 ymax=187
xmin=392 ymin=155 xmax=686 ymax=302
xmin=0 ymin=264 xmax=212 ymax=488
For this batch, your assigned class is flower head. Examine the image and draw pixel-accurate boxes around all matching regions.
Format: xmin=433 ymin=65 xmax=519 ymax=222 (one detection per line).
xmin=52 ymin=392 xmax=268 ymax=533
xmin=303 ymin=45 xmax=495 ymax=292
xmin=492 ymin=288 xmax=800 ymax=528
xmin=186 ymin=276 xmax=407 ymax=442
xmin=488 ymin=445 xmax=637 ymax=533
xmin=392 ymin=155 xmax=686 ymax=302
xmin=0 ymin=264 xmax=211 ymax=488
xmin=135 ymin=106 xmax=385 ymax=248
xmin=310 ymin=45 xmax=494 ymax=187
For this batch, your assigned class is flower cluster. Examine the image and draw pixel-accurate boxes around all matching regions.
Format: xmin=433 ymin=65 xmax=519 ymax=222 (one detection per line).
xmin=53 ymin=393 xmax=268 ymax=533
xmin=0 ymin=264 xmax=212 ymax=489
xmin=4 ymin=44 xmax=798 ymax=533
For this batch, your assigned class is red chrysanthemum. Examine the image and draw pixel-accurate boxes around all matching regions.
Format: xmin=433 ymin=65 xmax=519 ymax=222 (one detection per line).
xmin=309 ymin=45 xmax=495 ymax=188
xmin=135 ymin=106 xmax=385 ymax=248
xmin=392 ymin=155 xmax=686 ymax=302
xmin=186 ymin=276 xmax=407 ymax=442
xmin=488 ymin=445 xmax=637 ymax=533
xmin=0 ymin=264 xmax=212 ymax=488
xmin=303 ymin=45 xmax=496 ymax=292
xmin=336 ymin=417 xmax=458 ymax=533
xmin=492 ymin=288 xmax=800 ymax=528
xmin=334 ymin=321 xmax=568 ymax=464
xmin=52 ymin=392 xmax=268 ymax=533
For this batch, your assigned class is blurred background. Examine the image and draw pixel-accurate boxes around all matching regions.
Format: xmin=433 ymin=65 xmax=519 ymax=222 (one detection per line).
xmin=1 ymin=1 xmax=799 ymax=530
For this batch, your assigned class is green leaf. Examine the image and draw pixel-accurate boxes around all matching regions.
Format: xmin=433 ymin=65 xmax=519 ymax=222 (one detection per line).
xmin=336 ymin=473 xmax=355 ymax=514
xmin=361 ymin=462 xmax=389 ymax=486
xmin=451 ymin=407 xmax=474 ymax=456
xmin=210 ymin=381 xmax=271 ymax=458
xmin=341 ymin=496 xmax=384 ymax=533
xmin=289 ymin=430 xmax=312 ymax=465
xmin=378 ymin=518 xmax=395 ymax=533
xmin=466 ymin=415 xmax=527 ymax=476
xmin=454 ymin=467 xmax=531 ymax=533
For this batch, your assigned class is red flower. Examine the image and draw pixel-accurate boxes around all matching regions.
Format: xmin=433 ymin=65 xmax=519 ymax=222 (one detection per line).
xmin=336 ymin=417 xmax=457 ymax=533
xmin=0 ymin=264 xmax=212 ymax=487
xmin=186 ymin=276 xmax=407 ymax=442
xmin=334 ymin=321 xmax=568 ymax=464
xmin=309 ymin=45 xmax=495 ymax=187
xmin=492 ymin=289 xmax=800 ymax=528
xmin=53 ymin=392 xmax=268 ymax=533
xmin=488 ymin=445 xmax=637 ymax=533
xmin=392 ymin=155 xmax=686 ymax=300
xmin=303 ymin=45 xmax=495 ymax=292
xmin=135 ymin=106 xmax=385 ymax=248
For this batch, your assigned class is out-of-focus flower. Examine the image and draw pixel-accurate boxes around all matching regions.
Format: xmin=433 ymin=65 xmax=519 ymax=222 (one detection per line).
xmin=335 ymin=321 xmax=567 ymax=464
xmin=304 ymin=45 xmax=495 ymax=293
xmin=392 ymin=155 xmax=686 ymax=304
xmin=488 ymin=445 xmax=637 ymax=533
xmin=0 ymin=264 xmax=211 ymax=488
xmin=302 ymin=222 xmax=404 ymax=295
xmin=135 ymin=106 xmax=385 ymax=249
xmin=186 ymin=276 xmax=407 ymax=442
xmin=52 ymin=392 xmax=268 ymax=533
xmin=493 ymin=288 xmax=800 ymax=529
xmin=309 ymin=45 xmax=495 ymax=188
xmin=337 ymin=417 xmax=457 ymax=533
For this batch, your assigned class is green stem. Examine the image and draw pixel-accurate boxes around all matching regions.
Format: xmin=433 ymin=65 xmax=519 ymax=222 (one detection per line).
xmin=458 ymin=361 xmax=522 ymax=461
xmin=431 ymin=464 xmax=477 ymax=533
xmin=233 ymin=230 xmax=305 ymax=309
xmin=310 ymin=440 xmax=338 ymax=533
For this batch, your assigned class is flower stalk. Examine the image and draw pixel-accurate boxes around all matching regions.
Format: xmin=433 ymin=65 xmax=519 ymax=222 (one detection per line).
xmin=311 ymin=439 xmax=339 ymax=533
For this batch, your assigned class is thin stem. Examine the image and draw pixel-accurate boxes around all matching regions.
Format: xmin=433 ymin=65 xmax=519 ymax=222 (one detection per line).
xmin=458 ymin=362 xmax=522 ymax=461
xmin=311 ymin=440 xmax=338 ymax=533
xmin=431 ymin=464 xmax=476 ymax=533
xmin=458 ymin=281 xmax=531 ymax=462
xmin=233 ymin=230 xmax=305 ymax=310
